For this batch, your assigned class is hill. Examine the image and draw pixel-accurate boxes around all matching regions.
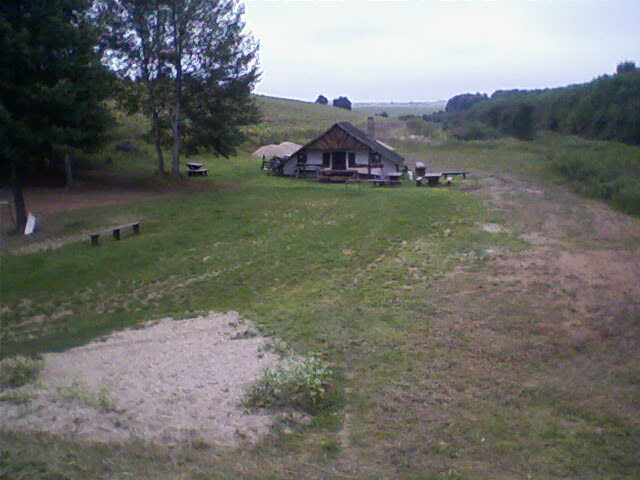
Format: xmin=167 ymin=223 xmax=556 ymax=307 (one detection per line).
xmin=244 ymin=95 xmax=406 ymax=148
xmin=353 ymin=100 xmax=447 ymax=117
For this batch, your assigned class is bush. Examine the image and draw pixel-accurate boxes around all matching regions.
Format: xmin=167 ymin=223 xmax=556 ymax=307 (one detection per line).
xmin=0 ymin=355 xmax=43 ymax=389
xmin=245 ymin=355 xmax=333 ymax=412
xmin=451 ymin=121 xmax=499 ymax=141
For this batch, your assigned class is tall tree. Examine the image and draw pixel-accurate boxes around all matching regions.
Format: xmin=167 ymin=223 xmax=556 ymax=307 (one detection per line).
xmin=100 ymin=0 xmax=260 ymax=177
xmin=0 ymin=0 xmax=111 ymax=231
xmin=98 ymin=0 xmax=172 ymax=174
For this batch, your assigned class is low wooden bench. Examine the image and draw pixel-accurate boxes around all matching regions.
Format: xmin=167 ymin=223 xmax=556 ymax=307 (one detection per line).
xmin=187 ymin=168 xmax=208 ymax=176
xmin=90 ymin=222 xmax=140 ymax=246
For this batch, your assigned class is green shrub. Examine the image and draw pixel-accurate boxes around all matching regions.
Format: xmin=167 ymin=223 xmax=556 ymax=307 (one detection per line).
xmin=245 ymin=355 xmax=333 ymax=412
xmin=551 ymin=145 xmax=640 ymax=216
xmin=0 ymin=355 xmax=43 ymax=389
xmin=451 ymin=121 xmax=499 ymax=141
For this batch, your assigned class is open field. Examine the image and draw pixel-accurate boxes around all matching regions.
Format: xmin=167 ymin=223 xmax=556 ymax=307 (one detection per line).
xmin=2 ymin=101 xmax=640 ymax=479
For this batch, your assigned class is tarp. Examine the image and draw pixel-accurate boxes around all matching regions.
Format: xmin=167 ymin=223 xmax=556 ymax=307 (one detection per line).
xmin=251 ymin=142 xmax=301 ymax=159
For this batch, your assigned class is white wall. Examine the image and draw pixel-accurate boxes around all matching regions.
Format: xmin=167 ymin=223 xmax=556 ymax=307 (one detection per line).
xmin=281 ymin=148 xmax=400 ymax=177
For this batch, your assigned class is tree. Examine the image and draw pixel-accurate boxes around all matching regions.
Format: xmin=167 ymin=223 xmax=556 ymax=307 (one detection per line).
xmin=333 ymin=96 xmax=351 ymax=110
xmin=511 ymin=103 xmax=535 ymax=140
xmin=99 ymin=0 xmax=260 ymax=177
xmin=315 ymin=95 xmax=328 ymax=105
xmin=0 ymin=0 xmax=112 ymax=231
xmin=616 ymin=60 xmax=637 ymax=75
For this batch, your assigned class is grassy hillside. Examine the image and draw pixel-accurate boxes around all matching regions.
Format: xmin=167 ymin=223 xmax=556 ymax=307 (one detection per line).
xmin=2 ymin=96 xmax=639 ymax=480
xmin=354 ymin=100 xmax=447 ymax=117
xmin=245 ymin=95 xmax=405 ymax=148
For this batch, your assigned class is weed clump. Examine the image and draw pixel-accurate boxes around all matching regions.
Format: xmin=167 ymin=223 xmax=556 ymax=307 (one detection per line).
xmin=0 ymin=355 xmax=43 ymax=389
xmin=245 ymin=355 xmax=333 ymax=413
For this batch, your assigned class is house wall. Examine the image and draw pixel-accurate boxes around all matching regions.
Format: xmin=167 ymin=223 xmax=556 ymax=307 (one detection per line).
xmin=281 ymin=148 xmax=399 ymax=177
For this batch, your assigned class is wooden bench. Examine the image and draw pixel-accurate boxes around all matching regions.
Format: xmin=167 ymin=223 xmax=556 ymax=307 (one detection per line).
xmin=187 ymin=168 xmax=208 ymax=176
xmin=90 ymin=222 xmax=140 ymax=246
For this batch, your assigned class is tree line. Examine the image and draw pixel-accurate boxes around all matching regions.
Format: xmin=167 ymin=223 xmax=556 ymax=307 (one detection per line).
xmin=1 ymin=0 xmax=260 ymax=231
xmin=429 ymin=61 xmax=640 ymax=144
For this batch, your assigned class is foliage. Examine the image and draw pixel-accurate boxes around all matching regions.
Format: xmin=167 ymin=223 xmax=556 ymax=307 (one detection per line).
xmin=550 ymin=143 xmax=640 ymax=215
xmin=98 ymin=0 xmax=260 ymax=175
xmin=315 ymin=94 xmax=328 ymax=105
xmin=450 ymin=121 xmax=499 ymax=141
xmin=332 ymin=96 xmax=352 ymax=110
xmin=445 ymin=92 xmax=488 ymax=112
xmin=616 ymin=61 xmax=637 ymax=75
xmin=0 ymin=0 xmax=113 ymax=228
xmin=245 ymin=355 xmax=333 ymax=412
xmin=0 ymin=355 xmax=43 ymax=389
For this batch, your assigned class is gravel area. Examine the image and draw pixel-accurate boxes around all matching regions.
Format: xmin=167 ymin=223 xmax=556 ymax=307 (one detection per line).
xmin=1 ymin=312 xmax=283 ymax=446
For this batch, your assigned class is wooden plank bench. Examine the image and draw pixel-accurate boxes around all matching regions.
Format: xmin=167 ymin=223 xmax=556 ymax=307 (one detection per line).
xmin=90 ymin=222 xmax=140 ymax=246
xmin=187 ymin=168 xmax=208 ymax=176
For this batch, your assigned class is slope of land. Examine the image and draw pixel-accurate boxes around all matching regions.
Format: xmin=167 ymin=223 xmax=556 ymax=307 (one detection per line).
xmin=2 ymin=97 xmax=639 ymax=480
xmin=246 ymin=95 xmax=406 ymax=147
xmin=353 ymin=100 xmax=447 ymax=117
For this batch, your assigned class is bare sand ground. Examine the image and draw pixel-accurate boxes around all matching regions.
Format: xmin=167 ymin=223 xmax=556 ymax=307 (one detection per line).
xmin=1 ymin=312 xmax=284 ymax=446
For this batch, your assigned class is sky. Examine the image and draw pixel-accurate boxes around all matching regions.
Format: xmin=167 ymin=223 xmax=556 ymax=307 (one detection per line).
xmin=243 ymin=0 xmax=640 ymax=102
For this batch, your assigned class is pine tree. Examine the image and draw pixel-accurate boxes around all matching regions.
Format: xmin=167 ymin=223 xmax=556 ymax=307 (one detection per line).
xmin=0 ymin=0 xmax=111 ymax=231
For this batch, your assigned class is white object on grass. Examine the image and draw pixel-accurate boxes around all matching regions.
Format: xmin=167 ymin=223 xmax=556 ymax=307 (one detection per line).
xmin=24 ymin=213 xmax=36 ymax=235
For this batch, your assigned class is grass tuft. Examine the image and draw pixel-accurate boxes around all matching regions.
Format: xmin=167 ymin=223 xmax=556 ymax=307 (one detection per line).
xmin=245 ymin=355 xmax=333 ymax=413
xmin=0 ymin=355 xmax=43 ymax=389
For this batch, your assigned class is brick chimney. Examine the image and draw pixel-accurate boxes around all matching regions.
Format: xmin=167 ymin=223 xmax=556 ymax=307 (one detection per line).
xmin=367 ymin=116 xmax=375 ymax=139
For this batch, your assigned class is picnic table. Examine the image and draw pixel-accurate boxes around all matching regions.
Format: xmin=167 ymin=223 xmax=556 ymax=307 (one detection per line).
xmin=186 ymin=162 xmax=208 ymax=176
xmin=416 ymin=171 xmax=469 ymax=186
xmin=369 ymin=172 xmax=403 ymax=186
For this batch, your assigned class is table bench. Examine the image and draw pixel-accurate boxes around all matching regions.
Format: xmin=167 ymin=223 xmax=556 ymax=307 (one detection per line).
xmin=186 ymin=162 xmax=208 ymax=176
xmin=90 ymin=222 xmax=140 ymax=246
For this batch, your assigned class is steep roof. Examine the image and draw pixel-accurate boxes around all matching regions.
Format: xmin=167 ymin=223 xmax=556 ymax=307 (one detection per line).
xmin=333 ymin=122 xmax=404 ymax=165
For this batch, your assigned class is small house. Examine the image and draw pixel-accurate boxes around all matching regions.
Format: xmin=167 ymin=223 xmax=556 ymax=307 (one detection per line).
xmin=273 ymin=119 xmax=404 ymax=179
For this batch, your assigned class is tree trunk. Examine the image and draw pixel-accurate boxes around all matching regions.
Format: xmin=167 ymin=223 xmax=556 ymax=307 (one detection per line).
xmin=9 ymin=157 xmax=27 ymax=233
xmin=152 ymin=111 xmax=165 ymax=174
xmin=170 ymin=6 xmax=183 ymax=179
xmin=171 ymin=104 xmax=181 ymax=177
xmin=64 ymin=153 xmax=73 ymax=189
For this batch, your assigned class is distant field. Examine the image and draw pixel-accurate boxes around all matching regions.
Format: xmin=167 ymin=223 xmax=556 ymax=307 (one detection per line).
xmin=245 ymin=95 xmax=406 ymax=148
xmin=353 ymin=100 xmax=447 ymax=117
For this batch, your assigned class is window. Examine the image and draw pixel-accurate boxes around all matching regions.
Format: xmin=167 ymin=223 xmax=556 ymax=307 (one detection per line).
xmin=322 ymin=152 xmax=330 ymax=167
xmin=347 ymin=152 xmax=356 ymax=168
xmin=370 ymin=152 xmax=382 ymax=167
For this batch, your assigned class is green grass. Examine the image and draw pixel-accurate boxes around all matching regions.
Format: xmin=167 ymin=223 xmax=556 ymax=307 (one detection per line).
xmin=2 ymin=99 xmax=640 ymax=479
xmin=401 ymin=132 xmax=640 ymax=216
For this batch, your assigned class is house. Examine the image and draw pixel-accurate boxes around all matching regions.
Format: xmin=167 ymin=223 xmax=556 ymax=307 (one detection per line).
xmin=272 ymin=118 xmax=404 ymax=180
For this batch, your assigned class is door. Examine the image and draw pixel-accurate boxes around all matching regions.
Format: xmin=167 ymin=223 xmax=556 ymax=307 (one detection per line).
xmin=332 ymin=151 xmax=346 ymax=170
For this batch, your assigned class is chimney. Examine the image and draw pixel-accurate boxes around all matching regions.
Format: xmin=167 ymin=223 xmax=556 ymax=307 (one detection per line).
xmin=367 ymin=116 xmax=375 ymax=139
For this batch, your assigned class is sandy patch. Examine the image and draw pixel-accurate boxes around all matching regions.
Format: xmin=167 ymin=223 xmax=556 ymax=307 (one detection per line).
xmin=1 ymin=312 xmax=284 ymax=446
xmin=479 ymin=223 xmax=509 ymax=234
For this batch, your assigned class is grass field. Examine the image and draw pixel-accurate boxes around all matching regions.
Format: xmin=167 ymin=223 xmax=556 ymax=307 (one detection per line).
xmin=353 ymin=101 xmax=447 ymax=118
xmin=2 ymin=97 xmax=640 ymax=479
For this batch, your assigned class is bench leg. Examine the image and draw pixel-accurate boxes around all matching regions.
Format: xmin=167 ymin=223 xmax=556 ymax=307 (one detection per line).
xmin=113 ymin=228 xmax=120 ymax=240
xmin=132 ymin=223 xmax=140 ymax=235
xmin=90 ymin=234 xmax=100 ymax=246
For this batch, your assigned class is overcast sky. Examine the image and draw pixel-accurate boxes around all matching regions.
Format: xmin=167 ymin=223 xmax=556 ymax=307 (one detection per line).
xmin=243 ymin=0 xmax=640 ymax=102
